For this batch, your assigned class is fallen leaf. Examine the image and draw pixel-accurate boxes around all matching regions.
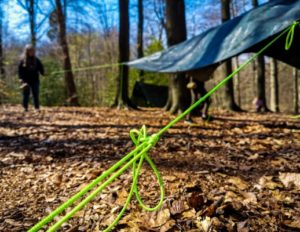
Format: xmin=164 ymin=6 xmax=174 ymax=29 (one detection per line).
xmin=148 ymin=209 xmax=170 ymax=228
xmin=279 ymin=173 xmax=300 ymax=188
xmin=45 ymin=196 xmax=57 ymax=203
xmin=271 ymin=157 xmax=288 ymax=167
xmin=187 ymin=192 xmax=204 ymax=211
xmin=248 ymin=153 xmax=259 ymax=160
xmin=115 ymin=188 xmax=129 ymax=205
xmin=224 ymin=191 xmax=240 ymax=203
xmin=237 ymin=220 xmax=249 ymax=232
xmin=202 ymin=197 xmax=224 ymax=217
xmin=200 ymin=217 xmax=212 ymax=232
xmin=182 ymin=209 xmax=196 ymax=219
xmin=160 ymin=219 xmax=175 ymax=232
xmin=241 ymin=192 xmax=257 ymax=205
xmin=283 ymin=219 xmax=300 ymax=230
xmin=228 ymin=177 xmax=248 ymax=190
xmin=258 ymin=176 xmax=284 ymax=190
xmin=170 ymin=200 xmax=186 ymax=215
xmin=163 ymin=175 xmax=177 ymax=182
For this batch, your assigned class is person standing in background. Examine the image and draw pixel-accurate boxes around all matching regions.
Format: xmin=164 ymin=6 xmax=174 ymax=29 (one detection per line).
xmin=18 ymin=44 xmax=44 ymax=112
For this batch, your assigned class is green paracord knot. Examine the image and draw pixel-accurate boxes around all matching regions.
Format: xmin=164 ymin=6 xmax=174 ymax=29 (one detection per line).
xmin=104 ymin=126 xmax=164 ymax=232
xmin=130 ymin=125 xmax=160 ymax=146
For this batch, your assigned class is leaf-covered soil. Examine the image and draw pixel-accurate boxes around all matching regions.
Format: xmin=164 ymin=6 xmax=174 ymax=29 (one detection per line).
xmin=0 ymin=106 xmax=300 ymax=232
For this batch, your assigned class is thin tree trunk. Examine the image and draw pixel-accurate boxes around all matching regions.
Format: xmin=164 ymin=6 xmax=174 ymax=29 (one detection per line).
xmin=256 ymin=55 xmax=268 ymax=111
xmin=0 ymin=0 xmax=4 ymax=80
xmin=231 ymin=2 xmax=241 ymax=107
xmin=115 ymin=0 xmax=130 ymax=108
xmin=252 ymin=0 xmax=268 ymax=112
xmin=55 ymin=0 xmax=79 ymax=106
xmin=270 ymin=58 xmax=279 ymax=112
xmin=163 ymin=79 xmax=172 ymax=111
xmin=63 ymin=0 xmax=67 ymax=21
xmin=234 ymin=57 xmax=241 ymax=106
xmin=252 ymin=0 xmax=258 ymax=8
xmin=164 ymin=0 xmax=189 ymax=114
xmin=137 ymin=0 xmax=144 ymax=80
xmin=221 ymin=0 xmax=241 ymax=111
xmin=29 ymin=0 xmax=36 ymax=47
xmin=294 ymin=68 xmax=299 ymax=114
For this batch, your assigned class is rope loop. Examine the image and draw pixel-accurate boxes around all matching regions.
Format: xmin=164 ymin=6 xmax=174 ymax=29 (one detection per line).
xmin=129 ymin=126 xmax=164 ymax=212
xmin=285 ymin=21 xmax=299 ymax=50
xmin=104 ymin=126 xmax=164 ymax=231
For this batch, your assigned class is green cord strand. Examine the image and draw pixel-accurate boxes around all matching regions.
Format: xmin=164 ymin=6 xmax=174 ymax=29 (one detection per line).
xmin=28 ymin=21 xmax=298 ymax=232
xmin=285 ymin=21 xmax=298 ymax=50
xmin=50 ymin=63 xmax=122 ymax=76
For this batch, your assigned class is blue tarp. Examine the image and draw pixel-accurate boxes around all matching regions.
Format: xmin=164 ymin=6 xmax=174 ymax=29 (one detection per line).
xmin=128 ymin=0 xmax=300 ymax=73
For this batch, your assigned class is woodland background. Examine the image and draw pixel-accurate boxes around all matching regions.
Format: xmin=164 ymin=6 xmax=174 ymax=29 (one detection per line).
xmin=0 ymin=0 xmax=298 ymax=114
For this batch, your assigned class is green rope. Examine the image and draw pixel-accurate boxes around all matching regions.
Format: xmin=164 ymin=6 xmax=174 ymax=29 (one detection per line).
xmin=285 ymin=21 xmax=298 ymax=50
xmin=28 ymin=21 xmax=298 ymax=232
xmin=49 ymin=63 xmax=121 ymax=76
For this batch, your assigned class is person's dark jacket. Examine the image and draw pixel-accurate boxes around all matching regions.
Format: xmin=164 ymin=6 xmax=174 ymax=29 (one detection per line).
xmin=18 ymin=57 xmax=44 ymax=84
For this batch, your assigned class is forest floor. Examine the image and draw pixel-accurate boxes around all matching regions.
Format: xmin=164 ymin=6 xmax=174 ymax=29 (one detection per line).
xmin=0 ymin=105 xmax=300 ymax=232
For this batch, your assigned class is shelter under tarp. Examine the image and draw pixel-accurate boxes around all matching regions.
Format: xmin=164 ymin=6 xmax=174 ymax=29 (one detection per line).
xmin=131 ymin=82 xmax=168 ymax=107
xmin=128 ymin=0 xmax=300 ymax=73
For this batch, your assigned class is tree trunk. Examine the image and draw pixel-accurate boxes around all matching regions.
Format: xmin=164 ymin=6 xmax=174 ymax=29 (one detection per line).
xmin=252 ymin=0 xmax=268 ymax=112
xmin=28 ymin=0 xmax=36 ymax=46
xmin=252 ymin=0 xmax=258 ymax=7
xmin=55 ymin=0 xmax=79 ymax=106
xmin=256 ymin=55 xmax=268 ymax=111
xmin=164 ymin=0 xmax=189 ymax=114
xmin=137 ymin=0 xmax=144 ymax=80
xmin=221 ymin=0 xmax=241 ymax=111
xmin=115 ymin=0 xmax=130 ymax=108
xmin=0 ymin=0 xmax=4 ymax=80
xmin=270 ymin=58 xmax=279 ymax=112
xmin=231 ymin=2 xmax=241 ymax=107
xmin=234 ymin=57 xmax=241 ymax=106
xmin=294 ymin=68 xmax=299 ymax=114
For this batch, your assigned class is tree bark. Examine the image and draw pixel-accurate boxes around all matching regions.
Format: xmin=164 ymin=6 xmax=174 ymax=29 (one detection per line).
xmin=0 ymin=0 xmax=4 ymax=80
xmin=137 ymin=0 xmax=144 ymax=80
xmin=231 ymin=2 xmax=242 ymax=107
xmin=294 ymin=68 xmax=299 ymax=114
xmin=137 ymin=0 xmax=144 ymax=58
xmin=256 ymin=55 xmax=268 ymax=111
xmin=55 ymin=0 xmax=79 ymax=106
xmin=252 ymin=0 xmax=258 ymax=7
xmin=270 ymin=58 xmax=279 ymax=112
xmin=115 ymin=0 xmax=130 ymax=108
xmin=164 ymin=0 xmax=189 ymax=114
xmin=252 ymin=0 xmax=268 ymax=112
xmin=28 ymin=0 xmax=36 ymax=47
xmin=234 ymin=57 xmax=241 ymax=106
xmin=221 ymin=0 xmax=241 ymax=111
